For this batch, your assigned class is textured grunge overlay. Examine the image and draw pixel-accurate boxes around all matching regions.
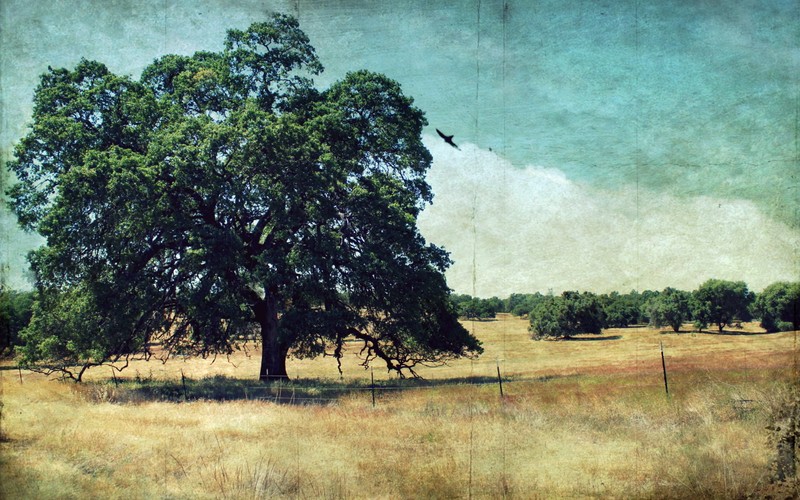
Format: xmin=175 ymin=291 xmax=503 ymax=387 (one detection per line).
xmin=1 ymin=1 xmax=798 ymax=496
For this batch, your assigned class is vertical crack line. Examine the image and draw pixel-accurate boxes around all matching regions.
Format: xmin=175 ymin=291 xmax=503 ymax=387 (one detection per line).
xmin=633 ymin=0 xmax=641 ymax=294
xmin=791 ymin=0 xmax=800 ymax=280
xmin=501 ymin=0 xmax=508 ymax=368
xmin=468 ymin=5 xmax=481 ymax=499
xmin=162 ymin=0 xmax=168 ymax=54
xmin=632 ymin=0 xmax=642 ymax=487
xmin=501 ymin=2 xmax=509 ymax=490
xmin=475 ymin=0 xmax=482 ymax=134
xmin=472 ymin=0 xmax=481 ymax=303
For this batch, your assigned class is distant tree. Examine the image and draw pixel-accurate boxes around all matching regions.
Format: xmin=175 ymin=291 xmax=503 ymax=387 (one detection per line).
xmin=486 ymin=296 xmax=505 ymax=314
xmin=692 ymin=300 xmax=711 ymax=332
xmin=692 ymin=279 xmax=754 ymax=332
xmin=600 ymin=291 xmax=643 ymax=328
xmin=455 ymin=296 xmax=498 ymax=320
xmin=529 ymin=291 xmax=605 ymax=339
xmin=600 ymin=292 xmax=625 ymax=328
xmin=643 ymin=287 xmax=692 ymax=332
xmin=506 ymin=293 xmax=527 ymax=315
xmin=6 ymin=15 xmax=481 ymax=381
xmin=506 ymin=292 xmax=545 ymax=317
xmin=474 ymin=298 xmax=498 ymax=319
xmin=457 ymin=298 xmax=478 ymax=319
xmin=450 ymin=293 xmax=471 ymax=308
xmin=637 ymin=290 xmax=660 ymax=323
xmin=0 ymin=289 xmax=35 ymax=356
xmin=752 ymin=282 xmax=800 ymax=332
xmin=565 ymin=291 xmax=606 ymax=335
xmin=529 ymin=295 xmax=570 ymax=339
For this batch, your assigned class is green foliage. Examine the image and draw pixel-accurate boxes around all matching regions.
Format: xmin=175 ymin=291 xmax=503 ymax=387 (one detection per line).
xmin=506 ymin=293 xmax=545 ymax=317
xmin=0 ymin=289 xmax=34 ymax=356
xmin=529 ymin=291 xmax=605 ymax=339
xmin=600 ymin=290 xmax=646 ymax=328
xmin=692 ymin=279 xmax=754 ymax=332
xmin=6 ymin=14 xmax=481 ymax=381
xmin=16 ymin=284 xmax=155 ymax=378
xmin=643 ymin=288 xmax=692 ymax=332
xmin=529 ymin=295 xmax=570 ymax=338
xmin=692 ymin=317 xmax=709 ymax=332
xmin=486 ymin=297 xmax=505 ymax=314
xmin=450 ymin=294 xmax=501 ymax=320
xmin=752 ymin=281 xmax=800 ymax=332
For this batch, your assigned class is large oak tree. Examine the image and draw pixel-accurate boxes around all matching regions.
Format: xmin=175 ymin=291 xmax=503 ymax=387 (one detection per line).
xmin=7 ymin=14 xmax=481 ymax=381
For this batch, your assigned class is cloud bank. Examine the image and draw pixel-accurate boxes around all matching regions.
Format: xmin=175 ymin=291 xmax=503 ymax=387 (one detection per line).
xmin=418 ymin=139 xmax=798 ymax=297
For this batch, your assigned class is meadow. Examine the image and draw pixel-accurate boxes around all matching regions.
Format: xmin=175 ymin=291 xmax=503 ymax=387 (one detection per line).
xmin=1 ymin=315 xmax=797 ymax=499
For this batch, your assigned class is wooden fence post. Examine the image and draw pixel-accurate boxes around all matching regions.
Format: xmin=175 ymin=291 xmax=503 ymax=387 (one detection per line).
xmin=180 ymin=369 xmax=187 ymax=400
xmin=496 ymin=363 xmax=504 ymax=398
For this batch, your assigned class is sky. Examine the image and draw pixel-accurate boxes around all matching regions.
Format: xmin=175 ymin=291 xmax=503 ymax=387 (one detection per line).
xmin=1 ymin=0 xmax=798 ymax=296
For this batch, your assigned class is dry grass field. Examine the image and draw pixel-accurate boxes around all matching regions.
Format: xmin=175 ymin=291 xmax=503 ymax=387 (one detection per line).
xmin=1 ymin=315 xmax=798 ymax=499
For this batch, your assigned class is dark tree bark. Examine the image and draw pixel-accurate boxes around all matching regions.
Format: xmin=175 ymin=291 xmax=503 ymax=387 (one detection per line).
xmin=254 ymin=295 xmax=289 ymax=381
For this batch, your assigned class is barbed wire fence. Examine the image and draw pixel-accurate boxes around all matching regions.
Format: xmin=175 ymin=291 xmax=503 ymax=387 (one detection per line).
xmin=239 ymin=369 xmax=510 ymax=406
xmin=102 ymin=361 xmax=765 ymax=412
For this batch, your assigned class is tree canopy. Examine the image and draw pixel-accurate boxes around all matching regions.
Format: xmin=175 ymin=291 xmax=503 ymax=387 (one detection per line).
xmin=599 ymin=290 xmax=646 ymax=328
xmin=643 ymin=287 xmax=692 ymax=332
xmin=505 ymin=292 xmax=545 ymax=318
xmin=7 ymin=14 xmax=482 ymax=381
xmin=692 ymin=279 xmax=754 ymax=332
xmin=451 ymin=294 xmax=503 ymax=320
xmin=529 ymin=291 xmax=605 ymax=339
xmin=752 ymin=281 xmax=800 ymax=332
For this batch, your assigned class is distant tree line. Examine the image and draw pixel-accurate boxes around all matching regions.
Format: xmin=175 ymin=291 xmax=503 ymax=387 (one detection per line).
xmin=450 ymin=294 xmax=505 ymax=320
xmin=451 ymin=279 xmax=798 ymax=340
xmin=3 ymin=279 xmax=797 ymax=356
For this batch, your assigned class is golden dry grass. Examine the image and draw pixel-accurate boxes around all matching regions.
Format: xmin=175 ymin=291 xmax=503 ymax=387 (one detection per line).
xmin=1 ymin=316 xmax=797 ymax=499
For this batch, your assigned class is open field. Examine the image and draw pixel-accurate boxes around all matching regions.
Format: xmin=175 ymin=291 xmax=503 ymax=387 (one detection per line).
xmin=2 ymin=316 xmax=798 ymax=498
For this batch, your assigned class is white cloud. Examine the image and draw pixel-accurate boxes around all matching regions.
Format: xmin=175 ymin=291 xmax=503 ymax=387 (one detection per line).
xmin=418 ymin=138 xmax=799 ymax=297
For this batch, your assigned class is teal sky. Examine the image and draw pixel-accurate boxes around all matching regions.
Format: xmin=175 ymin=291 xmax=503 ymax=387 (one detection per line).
xmin=2 ymin=0 xmax=798 ymax=295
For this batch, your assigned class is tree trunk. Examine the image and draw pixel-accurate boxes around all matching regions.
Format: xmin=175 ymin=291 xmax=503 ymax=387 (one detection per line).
xmin=254 ymin=295 xmax=289 ymax=381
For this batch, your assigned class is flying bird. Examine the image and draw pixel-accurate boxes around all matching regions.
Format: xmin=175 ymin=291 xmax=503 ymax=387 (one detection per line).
xmin=436 ymin=129 xmax=460 ymax=150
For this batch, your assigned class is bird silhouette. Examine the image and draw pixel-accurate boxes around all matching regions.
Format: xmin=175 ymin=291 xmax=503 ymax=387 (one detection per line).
xmin=436 ymin=129 xmax=460 ymax=150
